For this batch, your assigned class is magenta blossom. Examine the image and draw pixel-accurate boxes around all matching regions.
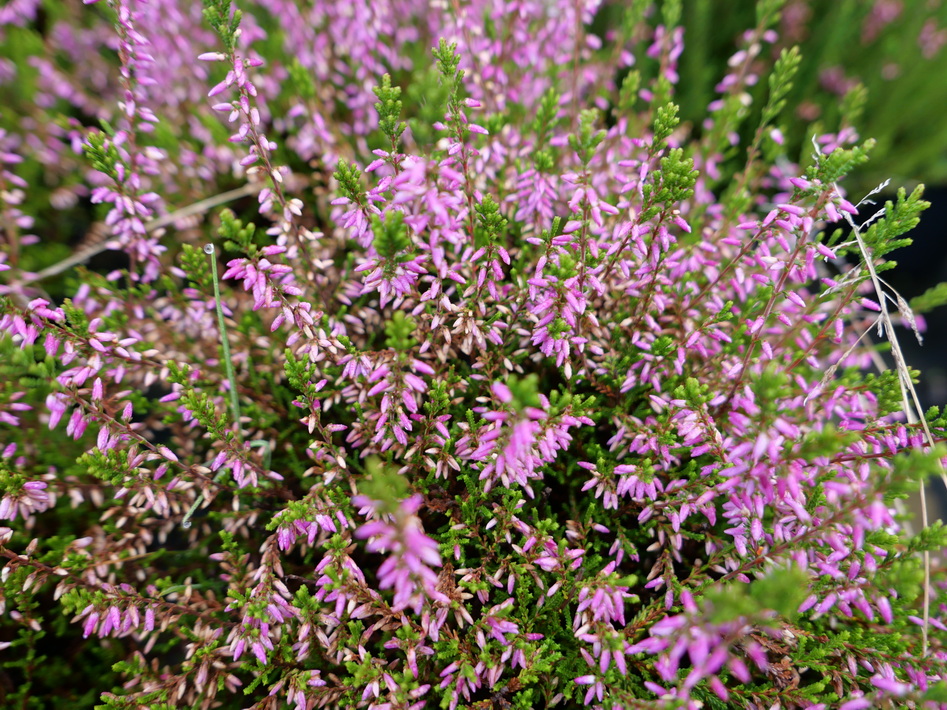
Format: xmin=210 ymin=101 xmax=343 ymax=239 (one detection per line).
xmin=354 ymin=493 xmax=448 ymax=615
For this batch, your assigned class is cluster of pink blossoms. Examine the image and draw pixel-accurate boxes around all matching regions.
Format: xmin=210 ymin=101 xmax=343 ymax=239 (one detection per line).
xmin=354 ymin=494 xmax=447 ymax=615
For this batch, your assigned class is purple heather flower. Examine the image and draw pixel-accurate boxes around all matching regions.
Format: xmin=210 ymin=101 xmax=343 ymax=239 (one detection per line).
xmin=355 ymin=250 xmax=427 ymax=309
xmin=0 ymin=479 xmax=50 ymax=522
xmin=354 ymin=494 xmax=447 ymax=614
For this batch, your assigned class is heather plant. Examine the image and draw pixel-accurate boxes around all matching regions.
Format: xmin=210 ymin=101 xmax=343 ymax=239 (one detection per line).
xmin=2 ymin=1 xmax=947 ymax=709
xmin=654 ymin=0 xmax=947 ymax=191
xmin=3 ymin=0 xmax=947 ymax=272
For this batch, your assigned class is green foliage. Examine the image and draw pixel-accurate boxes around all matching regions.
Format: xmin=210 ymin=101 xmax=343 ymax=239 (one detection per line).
xmin=80 ymin=448 xmax=134 ymax=487
xmin=756 ymin=0 xmax=787 ymax=26
xmin=357 ymin=457 xmax=409 ymax=515
xmin=705 ymin=567 xmax=810 ymax=623
xmin=403 ymin=63 xmax=453 ymax=148
xmin=373 ymin=74 xmax=407 ymax=148
xmin=617 ymin=70 xmax=642 ymax=116
xmin=569 ymin=109 xmax=606 ymax=164
xmin=287 ymin=58 xmax=317 ymax=102
xmin=384 ymin=311 xmax=417 ymax=351
xmin=859 ymin=368 xmax=918 ymax=417
xmin=641 ymin=147 xmax=699 ymax=221
xmin=83 ymin=129 xmax=122 ymax=183
xmin=793 ymin=423 xmax=860 ymax=459
xmin=672 ymin=0 xmax=947 ymax=189
xmin=217 ymin=208 xmax=260 ymax=256
xmin=432 ymin=38 xmax=463 ymax=89
xmin=531 ymin=87 xmax=562 ymax=151
xmin=858 ymin=186 xmax=930 ymax=262
xmin=651 ymin=102 xmax=681 ymax=148
xmin=202 ymin=0 xmax=242 ymax=52
xmin=179 ymin=243 xmax=213 ymax=290
xmin=807 ymin=139 xmax=875 ymax=187
xmin=904 ymin=520 xmax=947 ymax=557
xmin=474 ymin=194 xmax=508 ymax=247
xmin=839 ymin=83 xmax=868 ymax=131
xmin=761 ymin=46 xmax=802 ymax=128
xmin=334 ymin=160 xmax=364 ymax=203
xmin=910 ymin=281 xmax=947 ymax=314
xmin=166 ymin=361 xmax=230 ymax=434
xmin=889 ymin=444 xmax=947 ymax=497
xmin=372 ymin=210 xmax=411 ymax=261
xmin=923 ymin=682 xmax=947 ymax=703
xmin=432 ymin=38 xmax=479 ymax=158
